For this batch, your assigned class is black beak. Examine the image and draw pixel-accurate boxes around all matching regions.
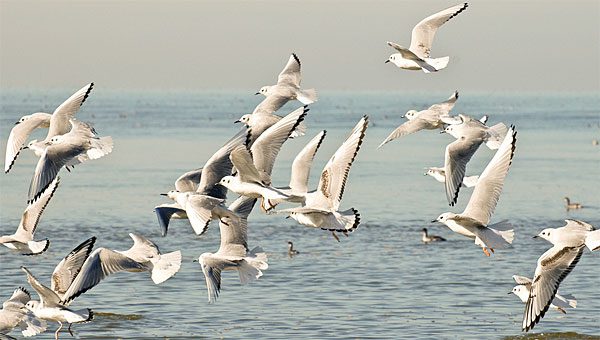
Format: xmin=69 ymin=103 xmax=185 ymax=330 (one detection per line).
xmin=532 ymin=235 xmax=539 ymax=239
xmin=285 ymin=216 xmax=291 ymax=219
xmin=507 ymin=291 xmax=513 ymax=295
xmin=254 ymin=92 xmax=260 ymax=95
xmin=234 ymin=119 xmax=241 ymax=124
xmin=192 ymin=259 xmax=198 ymax=263
xmin=384 ymin=60 xmax=390 ymax=64
xmin=431 ymin=219 xmax=438 ymax=223
xmin=160 ymin=193 xmax=168 ymax=196
xmin=439 ymin=130 xmax=446 ymax=134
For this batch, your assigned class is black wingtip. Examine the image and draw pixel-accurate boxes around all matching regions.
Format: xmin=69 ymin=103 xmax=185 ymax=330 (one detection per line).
xmin=291 ymin=53 xmax=301 ymax=67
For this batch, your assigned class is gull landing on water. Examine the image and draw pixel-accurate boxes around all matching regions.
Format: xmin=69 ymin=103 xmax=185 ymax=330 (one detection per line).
xmin=434 ymin=126 xmax=517 ymax=256
xmin=385 ymin=3 xmax=468 ymax=72
xmin=522 ymin=220 xmax=596 ymax=332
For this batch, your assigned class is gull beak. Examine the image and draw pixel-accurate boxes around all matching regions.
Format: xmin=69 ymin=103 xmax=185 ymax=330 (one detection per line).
xmin=192 ymin=259 xmax=198 ymax=263
xmin=254 ymin=92 xmax=260 ymax=95
xmin=431 ymin=219 xmax=438 ymax=223
xmin=507 ymin=291 xmax=513 ymax=295
xmin=532 ymin=235 xmax=539 ymax=239
xmin=439 ymin=130 xmax=446 ymax=134
xmin=234 ymin=119 xmax=241 ymax=124
xmin=285 ymin=215 xmax=291 ymax=219
xmin=384 ymin=60 xmax=390 ymax=64
xmin=160 ymin=193 xmax=168 ymax=196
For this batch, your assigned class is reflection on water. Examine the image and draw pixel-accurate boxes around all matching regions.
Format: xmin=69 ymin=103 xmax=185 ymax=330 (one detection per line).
xmin=0 ymin=91 xmax=599 ymax=338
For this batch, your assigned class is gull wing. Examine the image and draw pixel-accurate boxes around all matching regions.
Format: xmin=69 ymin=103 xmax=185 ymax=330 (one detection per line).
xmin=199 ymin=256 xmax=224 ymax=304
xmin=523 ymin=245 xmax=585 ymax=332
xmin=21 ymin=267 xmax=61 ymax=307
xmin=427 ymin=90 xmax=459 ymax=114
xmin=251 ymin=95 xmax=290 ymax=117
xmin=378 ymin=118 xmax=432 ymax=148
xmin=46 ymin=83 xmax=94 ymax=139
xmin=14 ymin=177 xmax=60 ymax=242
xmin=5 ymin=112 xmax=52 ymax=173
xmin=174 ymin=168 xmax=203 ymax=192
xmin=316 ymin=116 xmax=368 ymax=210
xmin=277 ymin=53 xmax=302 ymax=87
xmin=250 ymin=106 xmax=309 ymax=183
xmin=51 ymin=237 xmax=96 ymax=300
xmin=289 ymin=130 xmax=326 ymax=193
xmin=2 ymin=287 xmax=31 ymax=310
xmin=512 ymin=275 xmax=533 ymax=287
xmin=60 ymin=247 xmax=146 ymax=304
xmin=409 ymin=3 xmax=468 ymax=58
xmin=387 ymin=41 xmax=424 ymax=62
xmin=462 ymin=127 xmax=517 ymax=224
xmin=444 ymin=134 xmax=484 ymax=206
xmin=186 ymin=195 xmax=225 ymax=236
xmin=197 ymin=130 xmax=245 ymax=198
xmin=28 ymin=140 xmax=85 ymax=203
xmin=230 ymin=145 xmax=263 ymax=184
xmin=154 ymin=203 xmax=186 ymax=237
xmin=217 ymin=196 xmax=256 ymax=257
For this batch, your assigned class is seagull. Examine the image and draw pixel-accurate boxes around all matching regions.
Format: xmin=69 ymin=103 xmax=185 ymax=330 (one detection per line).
xmin=522 ymin=220 xmax=595 ymax=332
xmin=156 ymin=131 xmax=246 ymax=236
xmin=236 ymin=52 xmax=316 ymax=140
xmin=0 ymin=287 xmax=47 ymax=338
xmin=442 ymin=114 xmax=508 ymax=150
xmin=154 ymin=168 xmax=203 ymax=236
xmin=563 ymin=197 xmax=583 ymax=210
xmin=198 ymin=196 xmax=268 ymax=303
xmin=20 ymin=237 xmax=97 ymax=339
xmin=276 ymin=116 xmax=368 ymax=241
xmin=421 ymin=228 xmax=446 ymax=243
xmin=27 ymin=119 xmax=113 ymax=203
xmin=433 ymin=126 xmax=517 ymax=256
xmin=287 ymin=241 xmax=300 ymax=256
xmin=256 ymin=53 xmax=317 ymax=106
xmin=424 ymin=166 xmax=479 ymax=188
xmin=385 ymin=3 xmax=468 ymax=72
xmin=221 ymin=106 xmax=309 ymax=211
xmin=60 ymin=233 xmax=182 ymax=305
xmin=1 ymin=177 xmax=59 ymax=255
xmin=441 ymin=115 xmax=507 ymax=205
xmin=161 ymin=190 xmax=239 ymax=236
xmin=4 ymin=83 xmax=93 ymax=173
xmin=378 ymin=91 xmax=459 ymax=148
xmin=509 ymin=275 xmax=576 ymax=315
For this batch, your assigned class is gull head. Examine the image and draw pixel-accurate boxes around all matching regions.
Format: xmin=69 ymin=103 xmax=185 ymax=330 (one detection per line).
xmin=235 ymin=114 xmax=251 ymax=125
xmin=432 ymin=212 xmax=454 ymax=224
xmin=162 ymin=190 xmax=179 ymax=200
xmin=510 ymin=285 xmax=529 ymax=302
xmin=403 ymin=110 xmax=419 ymax=120
xmin=385 ymin=55 xmax=397 ymax=65
xmin=219 ymin=176 xmax=235 ymax=189
xmin=533 ymin=228 xmax=555 ymax=243
xmin=256 ymin=86 xmax=270 ymax=96
xmin=16 ymin=115 xmax=31 ymax=124
xmin=49 ymin=135 xmax=63 ymax=144
xmin=25 ymin=300 xmax=39 ymax=312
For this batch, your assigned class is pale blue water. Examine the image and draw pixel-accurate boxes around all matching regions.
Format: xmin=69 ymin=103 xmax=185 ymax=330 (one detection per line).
xmin=0 ymin=90 xmax=599 ymax=339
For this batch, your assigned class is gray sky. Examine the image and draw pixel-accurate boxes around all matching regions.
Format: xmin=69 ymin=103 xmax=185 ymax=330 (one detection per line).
xmin=1 ymin=0 xmax=598 ymax=92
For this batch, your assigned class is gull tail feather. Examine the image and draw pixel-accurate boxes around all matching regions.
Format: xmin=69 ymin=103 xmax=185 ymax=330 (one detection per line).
xmin=87 ymin=136 xmax=114 ymax=160
xmin=485 ymin=123 xmax=508 ymax=150
xmin=238 ymin=246 xmax=268 ymax=285
xmin=422 ymin=56 xmax=449 ymax=73
xmin=297 ymin=89 xmax=318 ymax=105
xmin=24 ymin=239 xmax=50 ymax=256
xmin=150 ymin=250 xmax=182 ymax=284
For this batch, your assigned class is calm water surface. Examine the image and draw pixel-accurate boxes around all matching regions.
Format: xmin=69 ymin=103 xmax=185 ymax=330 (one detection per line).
xmin=0 ymin=90 xmax=599 ymax=339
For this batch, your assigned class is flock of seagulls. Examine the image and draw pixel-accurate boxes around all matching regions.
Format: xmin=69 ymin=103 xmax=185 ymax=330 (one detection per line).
xmin=0 ymin=2 xmax=597 ymax=338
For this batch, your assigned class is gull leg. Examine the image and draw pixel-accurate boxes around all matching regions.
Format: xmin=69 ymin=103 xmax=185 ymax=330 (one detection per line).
xmin=557 ymin=307 xmax=567 ymax=314
xmin=482 ymin=248 xmax=491 ymax=257
xmin=55 ymin=322 xmax=63 ymax=340
xmin=260 ymin=198 xmax=267 ymax=213
xmin=331 ymin=231 xmax=340 ymax=242
xmin=68 ymin=323 xmax=74 ymax=337
xmin=490 ymin=248 xmax=495 ymax=254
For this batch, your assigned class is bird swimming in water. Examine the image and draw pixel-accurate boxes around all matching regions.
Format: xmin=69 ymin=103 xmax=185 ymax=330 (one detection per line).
xmin=287 ymin=241 xmax=300 ymax=256
xmin=421 ymin=228 xmax=446 ymax=243
xmin=564 ymin=197 xmax=583 ymax=210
